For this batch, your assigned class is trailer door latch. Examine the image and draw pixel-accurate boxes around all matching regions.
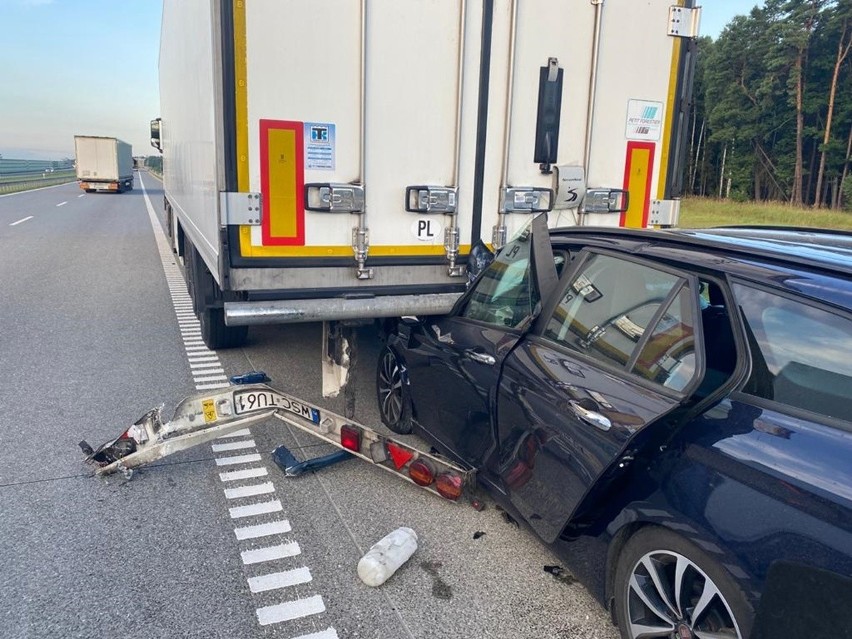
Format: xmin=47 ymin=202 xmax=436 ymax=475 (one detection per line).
xmin=405 ymin=186 xmax=457 ymax=214
xmin=305 ymin=183 xmax=365 ymax=213
xmin=500 ymin=187 xmax=554 ymax=213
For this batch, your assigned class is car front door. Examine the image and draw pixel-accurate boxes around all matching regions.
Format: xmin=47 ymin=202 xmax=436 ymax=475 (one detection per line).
xmin=402 ymin=215 xmax=557 ymax=467
xmin=491 ymin=250 xmax=705 ymax=542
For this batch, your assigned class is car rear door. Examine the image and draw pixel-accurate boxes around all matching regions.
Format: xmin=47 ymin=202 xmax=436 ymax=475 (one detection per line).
xmin=492 ymin=250 xmax=705 ymax=542
xmin=402 ymin=215 xmax=557 ymax=466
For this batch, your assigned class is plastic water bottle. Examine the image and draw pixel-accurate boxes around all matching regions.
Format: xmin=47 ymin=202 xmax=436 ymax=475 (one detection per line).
xmin=357 ymin=527 xmax=418 ymax=587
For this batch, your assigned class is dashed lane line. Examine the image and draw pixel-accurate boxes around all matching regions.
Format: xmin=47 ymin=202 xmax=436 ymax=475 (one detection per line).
xmin=139 ymin=173 xmax=336 ymax=635
xmin=56 ymin=201 xmax=67 ymax=207
xmin=9 ymin=216 xmax=33 ymax=226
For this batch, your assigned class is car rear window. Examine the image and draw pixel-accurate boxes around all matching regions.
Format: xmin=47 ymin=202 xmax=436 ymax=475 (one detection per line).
xmin=734 ymin=283 xmax=852 ymax=423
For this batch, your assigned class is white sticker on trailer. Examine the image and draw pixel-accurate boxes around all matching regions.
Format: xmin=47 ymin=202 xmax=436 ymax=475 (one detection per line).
xmin=304 ymin=122 xmax=335 ymax=170
xmin=625 ymin=100 xmax=664 ymax=141
xmin=411 ymin=218 xmax=442 ymax=242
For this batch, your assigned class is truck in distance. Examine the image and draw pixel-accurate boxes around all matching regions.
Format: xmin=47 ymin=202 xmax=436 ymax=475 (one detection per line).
xmin=74 ymin=135 xmax=134 ymax=193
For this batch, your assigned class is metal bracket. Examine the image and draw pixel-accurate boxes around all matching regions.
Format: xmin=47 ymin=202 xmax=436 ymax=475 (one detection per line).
xmin=221 ymin=191 xmax=262 ymax=225
xmin=352 ymin=227 xmax=373 ymax=279
xmin=668 ymin=6 xmax=701 ymax=38
xmin=444 ymin=225 xmax=465 ymax=277
xmin=405 ymin=186 xmax=457 ymax=214
xmin=649 ymin=199 xmax=681 ymax=227
xmin=500 ymin=187 xmax=554 ymax=213
xmin=305 ymin=183 xmax=365 ymax=213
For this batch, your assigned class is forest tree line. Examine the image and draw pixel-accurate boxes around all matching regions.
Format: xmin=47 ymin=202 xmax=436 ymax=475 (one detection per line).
xmin=687 ymin=0 xmax=852 ymax=208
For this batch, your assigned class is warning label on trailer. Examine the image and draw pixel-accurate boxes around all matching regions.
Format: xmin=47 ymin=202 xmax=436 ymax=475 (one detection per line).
xmin=625 ymin=100 xmax=663 ymax=141
xmin=304 ymin=122 xmax=336 ymax=170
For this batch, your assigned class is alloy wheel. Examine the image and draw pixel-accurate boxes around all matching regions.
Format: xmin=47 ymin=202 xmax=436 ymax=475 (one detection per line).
xmin=378 ymin=350 xmax=403 ymax=425
xmin=625 ymin=550 xmax=743 ymax=639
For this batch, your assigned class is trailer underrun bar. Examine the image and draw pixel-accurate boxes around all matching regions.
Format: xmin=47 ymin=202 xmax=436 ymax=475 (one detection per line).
xmin=81 ymin=384 xmax=474 ymax=502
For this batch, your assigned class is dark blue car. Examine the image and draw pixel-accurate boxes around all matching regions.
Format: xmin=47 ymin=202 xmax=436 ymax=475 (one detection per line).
xmin=377 ymin=216 xmax=852 ymax=639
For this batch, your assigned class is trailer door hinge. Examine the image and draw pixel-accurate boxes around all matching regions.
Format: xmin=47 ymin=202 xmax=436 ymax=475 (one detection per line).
xmin=649 ymin=199 xmax=681 ymax=227
xmin=668 ymin=6 xmax=701 ymax=38
xmin=221 ymin=192 xmax=262 ymax=225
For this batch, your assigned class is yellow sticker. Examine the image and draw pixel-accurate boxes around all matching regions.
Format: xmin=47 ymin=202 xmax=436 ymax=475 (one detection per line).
xmin=202 ymin=399 xmax=217 ymax=423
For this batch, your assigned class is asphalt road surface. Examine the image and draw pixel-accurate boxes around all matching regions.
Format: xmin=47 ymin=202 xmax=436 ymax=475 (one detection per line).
xmin=0 ymin=175 xmax=619 ymax=639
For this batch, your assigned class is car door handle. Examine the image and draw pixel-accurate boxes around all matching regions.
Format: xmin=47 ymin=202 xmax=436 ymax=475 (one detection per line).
xmin=465 ymin=350 xmax=496 ymax=366
xmin=569 ymin=401 xmax=611 ymax=431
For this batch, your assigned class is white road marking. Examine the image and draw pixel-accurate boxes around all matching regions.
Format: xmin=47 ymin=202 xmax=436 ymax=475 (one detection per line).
xmin=56 ymin=201 xmax=67 ymax=207
xmin=219 ymin=466 xmax=267 ymax=481
xmin=193 ymin=374 xmax=229 ymax=383
xmin=292 ymin=628 xmax=340 ymax=639
xmin=215 ymin=453 xmax=263 ymax=466
xmin=241 ymin=541 xmax=301 ymax=565
xmin=189 ymin=362 xmax=224 ymax=371
xmin=256 ymin=595 xmax=325 ymax=626
xmin=229 ymin=500 xmax=283 ymax=519
xmin=9 ymin=216 xmax=33 ymax=226
xmin=234 ymin=519 xmax=291 ymax=540
xmin=78 ymin=194 xmax=85 ymax=198
xmin=218 ymin=428 xmax=253 ymax=439
xmin=248 ymin=567 xmax=311 ymax=593
xmin=197 ymin=382 xmax=231 ymax=390
xmin=188 ymin=356 xmax=218 ymax=363
xmin=212 ymin=439 xmax=257 ymax=453
xmin=224 ymin=482 xmax=273 ymax=499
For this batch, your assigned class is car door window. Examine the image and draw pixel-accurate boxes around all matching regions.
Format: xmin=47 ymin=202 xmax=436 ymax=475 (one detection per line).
xmin=543 ymin=253 xmax=688 ymax=372
xmin=734 ymin=283 xmax=852 ymax=422
xmin=461 ymin=230 xmax=537 ymax=328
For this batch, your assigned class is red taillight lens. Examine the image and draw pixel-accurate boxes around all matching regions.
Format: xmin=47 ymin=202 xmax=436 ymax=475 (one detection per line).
xmin=435 ymin=472 xmax=463 ymax=501
xmin=386 ymin=442 xmax=414 ymax=470
xmin=408 ymin=459 xmax=435 ymax=486
xmin=340 ymin=425 xmax=361 ymax=452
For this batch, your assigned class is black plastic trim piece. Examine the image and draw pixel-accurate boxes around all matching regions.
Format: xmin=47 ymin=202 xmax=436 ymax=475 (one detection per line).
xmin=220 ymin=2 xmax=237 ymax=194
xmin=665 ymin=0 xmax=697 ymax=199
xmin=471 ymin=0 xmax=494 ymax=243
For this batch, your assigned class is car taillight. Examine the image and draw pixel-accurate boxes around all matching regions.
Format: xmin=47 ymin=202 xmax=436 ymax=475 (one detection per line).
xmin=435 ymin=472 xmax=463 ymax=501
xmin=408 ymin=459 xmax=435 ymax=486
xmin=340 ymin=425 xmax=361 ymax=452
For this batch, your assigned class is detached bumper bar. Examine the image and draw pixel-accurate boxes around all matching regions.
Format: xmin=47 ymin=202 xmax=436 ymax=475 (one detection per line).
xmin=224 ymin=293 xmax=461 ymax=326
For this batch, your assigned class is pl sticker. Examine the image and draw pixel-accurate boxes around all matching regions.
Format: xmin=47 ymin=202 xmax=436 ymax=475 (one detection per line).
xmin=304 ymin=122 xmax=336 ymax=170
xmin=411 ymin=218 xmax=442 ymax=242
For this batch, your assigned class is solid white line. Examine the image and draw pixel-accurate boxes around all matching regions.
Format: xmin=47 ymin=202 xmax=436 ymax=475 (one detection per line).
xmin=196 ymin=383 xmax=231 ymax=390
xmin=224 ymin=481 xmax=273 ymax=499
xmin=247 ymin=567 xmax=311 ymax=593
xmin=229 ymin=499 xmax=282 ymax=519
xmin=234 ymin=519 xmax=291 ymax=540
xmin=256 ymin=595 xmax=325 ymax=626
xmin=291 ymin=628 xmax=340 ymax=639
xmin=241 ymin=541 xmax=301 ymax=565
xmin=219 ymin=466 xmax=267 ymax=481
xmin=212 ymin=439 xmax=256 ymax=453
xmin=215 ymin=453 xmax=262 ymax=466
xmin=9 ymin=216 xmax=33 ymax=226
xmin=56 ymin=201 xmax=67 ymax=207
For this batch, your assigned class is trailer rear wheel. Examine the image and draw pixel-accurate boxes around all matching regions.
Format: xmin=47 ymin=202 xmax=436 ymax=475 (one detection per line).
xmin=186 ymin=243 xmax=248 ymax=350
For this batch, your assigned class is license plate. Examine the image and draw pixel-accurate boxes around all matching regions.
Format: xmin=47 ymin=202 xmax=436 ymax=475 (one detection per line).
xmin=234 ymin=391 xmax=321 ymax=423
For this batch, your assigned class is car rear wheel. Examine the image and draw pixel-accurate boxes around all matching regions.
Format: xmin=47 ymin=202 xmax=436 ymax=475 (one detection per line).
xmin=376 ymin=347 xmax=412 ymax=434
xmin=613 ymin=527 xmax=753 ymax=639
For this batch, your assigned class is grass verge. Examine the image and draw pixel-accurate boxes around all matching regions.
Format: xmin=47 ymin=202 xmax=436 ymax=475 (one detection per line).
xmin=679 ymin=197 xmax=852 ymax=230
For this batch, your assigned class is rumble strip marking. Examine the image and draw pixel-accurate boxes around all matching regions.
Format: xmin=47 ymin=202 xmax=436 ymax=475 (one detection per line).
xmin=140 ymin=174 xmax=336 ymax=636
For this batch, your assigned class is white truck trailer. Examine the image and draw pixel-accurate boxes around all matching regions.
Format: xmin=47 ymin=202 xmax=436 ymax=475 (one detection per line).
xmin=75 ymin=136 xmax=134 ymax=193
xmin=151 ymin=0 xmax=701 ymax=350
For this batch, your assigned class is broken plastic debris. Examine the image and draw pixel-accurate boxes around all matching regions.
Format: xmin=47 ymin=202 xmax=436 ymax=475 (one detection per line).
xmin=473 ymin=531 xmax=486 ymax=540
xmin=272 ymin=444 xmax=351 ymax=477
xmin=544 ymin=565 xmax=577 ymax=585
xmin=357 ymin=527 xmax=418 ymax=587
xmin=470 ymin=498 xmax=485 ymax=511
xmin=230 ymin=371 xmax=271 ymax=385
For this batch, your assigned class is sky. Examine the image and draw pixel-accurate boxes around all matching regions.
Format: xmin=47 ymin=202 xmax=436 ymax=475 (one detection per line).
xmin=0 ymin=0 xmax=759 ymax=161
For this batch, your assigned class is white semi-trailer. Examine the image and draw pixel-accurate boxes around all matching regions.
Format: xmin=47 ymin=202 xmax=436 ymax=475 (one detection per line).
xmin=152 ymin=0 xmax=700 ymax=350
xmin=75 ymin=136 xmax=134 ymax=193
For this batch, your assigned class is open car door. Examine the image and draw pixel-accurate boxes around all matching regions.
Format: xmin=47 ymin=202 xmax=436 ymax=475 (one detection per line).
xmin=398 ymin=214 xmax=557 ymax=467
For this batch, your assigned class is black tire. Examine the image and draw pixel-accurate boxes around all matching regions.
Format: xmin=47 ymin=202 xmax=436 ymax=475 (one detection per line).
xmin=199 ymin=306 xmax=248 ymax=350
xmin=185 ymin=243 xmax=248 ymax=350
xmin=613 ymin=526 xmax=753 ymax=639
xmin=376 ymin=347 xmax=413 ymax=434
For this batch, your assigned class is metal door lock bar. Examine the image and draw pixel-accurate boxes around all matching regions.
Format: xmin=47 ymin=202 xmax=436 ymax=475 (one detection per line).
xmin=405 ymin=186 xmax=458 ymax=214
xmin=305 ymin=183 xmax=365 ymax=213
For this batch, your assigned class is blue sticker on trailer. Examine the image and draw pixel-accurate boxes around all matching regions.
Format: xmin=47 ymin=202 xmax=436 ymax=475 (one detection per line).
xmin=304 ymin=122 xmax=335 ymax=170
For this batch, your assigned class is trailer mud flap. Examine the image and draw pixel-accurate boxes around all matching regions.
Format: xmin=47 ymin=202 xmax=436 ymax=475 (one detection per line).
xmin=81 ymin=384 xmax=474 ymax=501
